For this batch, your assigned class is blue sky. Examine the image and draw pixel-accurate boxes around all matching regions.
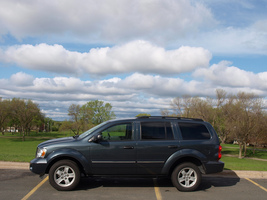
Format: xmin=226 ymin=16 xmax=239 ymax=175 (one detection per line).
xmin=0 ymin=0 xmax=266 ymax=120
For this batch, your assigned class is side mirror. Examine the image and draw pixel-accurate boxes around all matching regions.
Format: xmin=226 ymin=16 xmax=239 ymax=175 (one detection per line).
xmin=96 ymin=134 xmax=103 ymax=141
xmin=89 ymin=134 xmax=102 ymax=142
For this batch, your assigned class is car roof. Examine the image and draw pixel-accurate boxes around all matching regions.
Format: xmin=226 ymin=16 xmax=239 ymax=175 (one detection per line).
xmin=107 ymin=116 xmax=204 ymax=123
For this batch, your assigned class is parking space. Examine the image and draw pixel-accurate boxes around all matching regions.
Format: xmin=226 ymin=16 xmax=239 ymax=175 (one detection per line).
xmin=0 ymin=169 xmax=266 ymax=200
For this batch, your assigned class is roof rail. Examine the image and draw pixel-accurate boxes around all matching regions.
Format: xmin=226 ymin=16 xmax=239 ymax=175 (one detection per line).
xmin=136 ymin=116 xmax=203 ymax=121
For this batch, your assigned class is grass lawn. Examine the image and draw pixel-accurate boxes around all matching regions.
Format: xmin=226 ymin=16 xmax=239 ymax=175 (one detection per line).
xmin=221 ymin=156 xmax=267 ymax=171
xmin=221 ymin=144 xmax=267 ymax=159
xmin=0 ymin=137 xmax=47 ymax=162
xmin=0 ymin=131 xmax=73 ymax=162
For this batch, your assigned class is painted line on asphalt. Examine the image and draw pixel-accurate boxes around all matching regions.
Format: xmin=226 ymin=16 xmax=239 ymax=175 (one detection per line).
xmin=21 ymin=176 xmax=49 ymax=200
xmin=245 ymin=178 xmax=267 ymax=192
xmin=153 ymin=179 xmax=162 ymax=200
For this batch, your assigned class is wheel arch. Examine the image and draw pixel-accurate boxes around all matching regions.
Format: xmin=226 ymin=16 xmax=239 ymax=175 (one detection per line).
xmin=45 ymin=149 xmax=90 ymax=175
xmin=167 ymin=156 xmax=204 ymax=177
xmin=162 ymin=149 xmax=206 ymax=176
xmin=46 ymin=156 xmax=85 ymax=174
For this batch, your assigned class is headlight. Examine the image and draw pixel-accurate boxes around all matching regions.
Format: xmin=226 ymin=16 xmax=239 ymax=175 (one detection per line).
xmin=36 ymin=147 xmax=47 ymax=158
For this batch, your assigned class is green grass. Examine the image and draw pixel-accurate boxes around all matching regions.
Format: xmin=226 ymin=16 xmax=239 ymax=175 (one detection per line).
xmin=221 ymin=156 xmax=267 ymax=171
xmin=1 ymin=130 xmax=73 ymax=138
xmin=0 ymin=137 xmax=47 ymax=162
xmin=221 ymin=144 xmax=267 ymax=159
xmin=220 ymin=144 xmax=267 ymax=171
xmin=0 ymin=131 xmax=75 ymax=162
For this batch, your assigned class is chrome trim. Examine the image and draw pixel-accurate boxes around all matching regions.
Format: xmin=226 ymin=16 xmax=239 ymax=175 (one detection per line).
xmin=91 ymin=160 xmax=165 ymax=164
xmin=92 ymin=161 xmax=136 ymax=164
xmin=137 ymin=161 xmax=165 ymax=164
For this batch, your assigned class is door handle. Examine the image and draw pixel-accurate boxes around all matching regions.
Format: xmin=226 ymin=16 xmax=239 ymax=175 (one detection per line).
xmin=168 ymin=145 xmax=178 ymax=149
xmin=123 ymin=146 xmax=134 ymax=149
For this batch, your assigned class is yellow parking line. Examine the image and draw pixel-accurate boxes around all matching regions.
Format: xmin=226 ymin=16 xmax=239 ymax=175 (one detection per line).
xmin=245 ymin=178 xmax=267 ymax=192
xmin=153 ymin=179 xmax=162 ymax=200
xmin=21 ymin=176 xmax=49 ymax=200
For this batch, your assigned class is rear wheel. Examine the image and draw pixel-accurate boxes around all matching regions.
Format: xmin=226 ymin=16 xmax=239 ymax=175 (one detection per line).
xmin=49 ymin=160 xmax=80 ymax=191
xmin=171 ymin=162 xmax=201 ymax=192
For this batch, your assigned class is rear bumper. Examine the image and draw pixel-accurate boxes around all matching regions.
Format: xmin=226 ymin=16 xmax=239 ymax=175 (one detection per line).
xmin=30 ymin=158 xmax=48 ymax=176
xmin=204 ymin=161 xmax=224 ymax=174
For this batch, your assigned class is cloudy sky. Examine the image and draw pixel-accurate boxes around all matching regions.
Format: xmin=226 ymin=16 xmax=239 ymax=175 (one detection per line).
xmin=0 ymin=0 xmax=267 ymax=120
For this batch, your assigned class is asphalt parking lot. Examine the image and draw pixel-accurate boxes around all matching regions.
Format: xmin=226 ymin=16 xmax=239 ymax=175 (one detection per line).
xmin=0 ymin=168 xmax=266 ymax=200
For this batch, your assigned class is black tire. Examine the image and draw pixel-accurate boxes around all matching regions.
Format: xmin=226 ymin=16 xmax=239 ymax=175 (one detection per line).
xmin=171 ymin=162 xmax=201 ymax=192
xmin=49 ymin=160 xmax=80 ymax=191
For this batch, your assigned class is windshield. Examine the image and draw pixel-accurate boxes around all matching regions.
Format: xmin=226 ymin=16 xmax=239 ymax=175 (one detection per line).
xmin=79 ymin=121 xmax=109 ymax=138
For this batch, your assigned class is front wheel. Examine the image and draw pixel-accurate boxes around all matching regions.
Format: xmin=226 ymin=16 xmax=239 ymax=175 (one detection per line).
xmin=171 ymin=162 xmax=201 ymax=192
xmin=49 ymin=160 xmax=80 ymax=191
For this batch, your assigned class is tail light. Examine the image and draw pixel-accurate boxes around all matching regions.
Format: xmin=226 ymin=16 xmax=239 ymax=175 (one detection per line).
xmin=218 ymin=145 xmax=222 ymax=160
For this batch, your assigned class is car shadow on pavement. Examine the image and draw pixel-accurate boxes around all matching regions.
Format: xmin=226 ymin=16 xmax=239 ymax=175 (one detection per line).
xmin=199 ymin=170 xmax=240 ymax=191
xmin=75 ymin=170 xmax=240 ymax=191
xmin=77 ymin=177 xmax=157 ymax=190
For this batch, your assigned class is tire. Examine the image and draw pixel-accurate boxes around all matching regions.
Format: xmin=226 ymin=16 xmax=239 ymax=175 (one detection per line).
xmin=171 ymin=162 xmax=201 ymax=192
xmin=49 ymin=160 xmax=80 ymax=191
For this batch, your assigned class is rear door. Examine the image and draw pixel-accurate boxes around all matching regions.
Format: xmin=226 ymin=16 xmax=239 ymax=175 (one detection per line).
xmin=136 ymin=121 xmax=179 ymax=174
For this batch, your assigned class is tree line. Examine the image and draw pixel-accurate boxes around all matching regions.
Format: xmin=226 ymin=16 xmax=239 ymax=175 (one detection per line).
xmin=161 ymin=89 xmax=267 ymax=158
xmin=1 ymin=91 xmax=266 ymax=157
xmin=0 ymin=98 xmax=115 ymax=140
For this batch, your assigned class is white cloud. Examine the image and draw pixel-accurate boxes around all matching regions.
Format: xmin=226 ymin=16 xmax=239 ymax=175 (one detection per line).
xmin=0 ymin=41 xmax=212 ymax=76
xmin=178 ymin=19 xmax=267 ymax=55
xmin=193 ymin=61 xmax=267 ymax=91
xmin=0 ymin=0 xmax=216 ymax=43
xmin=10 ymin=72 xmax=34 ymax=86
xmin=1 ymin=67 xmax=267 ymax=120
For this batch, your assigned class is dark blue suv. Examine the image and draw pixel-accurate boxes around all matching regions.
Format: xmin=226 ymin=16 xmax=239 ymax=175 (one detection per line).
xmin=30 ymin=116 xmax=224 ymax=191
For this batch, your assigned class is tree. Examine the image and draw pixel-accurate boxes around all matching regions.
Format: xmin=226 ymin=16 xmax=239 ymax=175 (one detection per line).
xmin=65 ymin=104 xmax=94 ymax=135
xmin=63 ymin=100 xmax=115 ymax=135
xmin=224 ymin=92 xmax=261 ymax=158
xmin=85 ymin=100 xmax=115 ymax=125
xmin=167 ymin=95 xmax=215 ymax=122
xmin=11 ymin=98 xmax=42 ymax=141
xmin=166 ymin=90 xmax=267 ymax=158
xmin=44 ymin=117 xmax=53 ymax=132
xmin=0 ymin=99 xmax=11 ymax=135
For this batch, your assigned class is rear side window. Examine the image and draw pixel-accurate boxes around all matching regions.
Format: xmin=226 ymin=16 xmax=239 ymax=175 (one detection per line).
xmin=178 ymin=122 xmax=211 ymax=140
xmin=141 ymin=122 xmax=173 ymax=140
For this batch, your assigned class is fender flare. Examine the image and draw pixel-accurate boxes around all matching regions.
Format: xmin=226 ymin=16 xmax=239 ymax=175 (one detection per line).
xmin=45 ymin=148 xmax=91 ymax=174
xmin=161 ymin=149 xmax=207 ymax=174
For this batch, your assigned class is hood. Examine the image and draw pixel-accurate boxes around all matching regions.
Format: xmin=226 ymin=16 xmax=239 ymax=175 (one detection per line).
xmin=38 ymin=137 xmax=76 ymax=148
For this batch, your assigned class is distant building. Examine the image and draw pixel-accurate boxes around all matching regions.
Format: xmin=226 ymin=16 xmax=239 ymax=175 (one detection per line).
xmin=6 ymin=127 xmax=18 ymax=133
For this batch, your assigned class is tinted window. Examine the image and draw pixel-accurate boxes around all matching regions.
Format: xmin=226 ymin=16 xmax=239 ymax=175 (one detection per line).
xmin=178 ymin=122 xmax=211 ymax=140
xmin=141 ymin=122 xmax=174 ymax=140
xmin=101 ymin=123 xmax=132 ymax=141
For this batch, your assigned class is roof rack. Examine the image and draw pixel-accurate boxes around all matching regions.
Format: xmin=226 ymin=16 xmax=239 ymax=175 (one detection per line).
xmin=136 ymin=116 xmax=203 ymax=121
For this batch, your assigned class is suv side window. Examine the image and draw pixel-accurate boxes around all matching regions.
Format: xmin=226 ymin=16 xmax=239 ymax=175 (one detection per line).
xmin=178 ymin=122 xmax=211 ymax=140
xmin=141 ymin=122 xmax=174 ymax=140
xmin=101 ymin=123 xmax=132 ymax=141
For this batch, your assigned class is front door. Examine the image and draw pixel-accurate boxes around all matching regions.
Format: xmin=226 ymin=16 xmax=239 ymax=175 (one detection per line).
xmin=90 ymin=122 xmax=136 ymax=175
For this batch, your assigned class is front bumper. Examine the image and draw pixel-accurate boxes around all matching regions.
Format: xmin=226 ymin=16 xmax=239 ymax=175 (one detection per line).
xmin=30 ymin=158 xmax=48 ymax=176
xmin=204 ymin=161 xmax=224 ymax=174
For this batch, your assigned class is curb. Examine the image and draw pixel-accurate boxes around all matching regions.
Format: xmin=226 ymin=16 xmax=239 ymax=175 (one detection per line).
xmin=0 ymin=161 xmax=266 ymax=179
xmin=0 ymin=161 xmax=29 ymax=170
